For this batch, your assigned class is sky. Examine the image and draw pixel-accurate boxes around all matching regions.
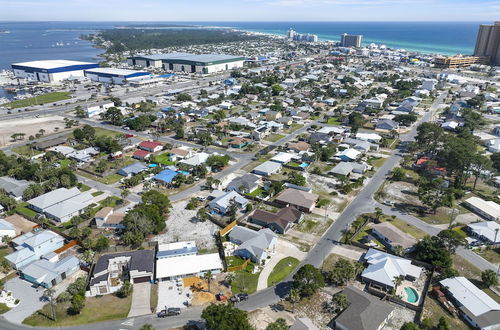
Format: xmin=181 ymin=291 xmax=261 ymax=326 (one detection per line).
xmin=0 ymin=0 xmax=499 ymax=22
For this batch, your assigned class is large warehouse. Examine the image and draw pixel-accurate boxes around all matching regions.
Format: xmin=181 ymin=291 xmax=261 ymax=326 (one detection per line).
xmin=127 ymin=53 xmax=245 ymax=74
xmin=11 ymin=60 xmax=99 ymax=82
xmin=84 ymin=68 xmax=151 ymax=85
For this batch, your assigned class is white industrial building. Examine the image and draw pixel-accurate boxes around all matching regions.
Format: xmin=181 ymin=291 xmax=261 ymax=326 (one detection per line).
xmin=11 ymin=60 xmax=99 ymax=83
xmin=127 ymin=53 xmax=245 ymax=74
xmin=84 ymin=68 xmax=151 ymax=85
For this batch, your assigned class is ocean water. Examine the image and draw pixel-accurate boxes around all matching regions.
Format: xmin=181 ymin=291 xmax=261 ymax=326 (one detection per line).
xmin=0 ymin=21 xmax=479 ymax=72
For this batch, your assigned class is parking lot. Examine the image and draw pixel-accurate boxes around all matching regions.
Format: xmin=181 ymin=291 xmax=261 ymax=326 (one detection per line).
xmin=157 ymin=280 xmax=192 ymax=312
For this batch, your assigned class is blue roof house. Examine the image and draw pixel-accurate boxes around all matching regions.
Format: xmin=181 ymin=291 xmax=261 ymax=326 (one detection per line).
xmin=153 ymin=169 xmax=178 ymax=185
xmin=117 ymin=163 xmax=148 ymax=177
xmin=6 ymin=230 xmax=65 ymax=269
xmin=20 ymin=255 xmax=81 ymax=288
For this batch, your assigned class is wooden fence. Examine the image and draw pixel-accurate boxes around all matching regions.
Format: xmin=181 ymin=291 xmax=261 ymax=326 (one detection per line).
xmin=219 ymin=220 xmax=237 ymax=237
xmin=227 ymin=259 xmax=250 ymax=272
xmin=54 ymin=240 xmax=79 ymax=254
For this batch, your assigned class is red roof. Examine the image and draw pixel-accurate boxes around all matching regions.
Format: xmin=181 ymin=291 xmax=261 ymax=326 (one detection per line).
xmin=133 ymin=150 xmax=150 ymax=158
xmin=139 ymin=141 xmax=162 ymax=149
xmin=415 ymin=157 xmax=430 ymax=166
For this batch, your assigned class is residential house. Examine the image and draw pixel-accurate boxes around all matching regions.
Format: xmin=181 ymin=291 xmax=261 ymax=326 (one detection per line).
xmin=464 ymin=197 xmax=500 ymax=221
xmin=370 ymin=222 xmax=417 ymax=252
xmin=0 ymin=219 xmax=16 ymax=241
xmin=271 ymin=152 xmax=296 ymax=164
xmin=310 ymin=132 xmax=333 ymax=144
xmin=288 ymin=141 xmax=310 ymax=153
xmin=153 ymin=169 xmax=179 ymax=186
xmin=337 ymin=148 xmax=361 ymax=162
xmin=361 ymin=249 xmax=423 ymax=290
xmin=169 ymin=147 xmax=193 ymax=160
xmin=34 ymin=136 xmax=67 ymax=151
xmin=0 ymin=176 xmax=33 ymax=201
xmin=20 ymin=255 xmax=80 ymax=288
xmin=229 ymin=117 xmax=256 ymax=129
xmin=5 ymin=230 xmax=65 ymax=269
xmin=376 ymin=119 xmax=399 ymax=131
xmin=132 ymin=149 xmax=151 ymax=160
xmin=94 ymin=207 xmax=125 ymax=230
xmin=355 ymin=133 xmax=383 ymax=144
xmin=342 ymin=138 xmax=378 ymax=152
xmin=119 ymin=137 xmax=142 ymax=152
xmin=228 ymin=137 xmax=250 ymax=149
xmin=208 ymin=190 xmax=248 ymax=215
xmin=274 ymin=188 xmax=319 ymax=213
xmin=330 ymin=162 xmax=367 ymax=177
xmin=226 ymin=174 xmax=260 ymax=194
xmin=250 ymin=207 xmax=303 ymax=234
xmin=229 ymin=226 xmax=277 ymax=263
xmin=251 ymin=125 xmax=271 ymax=141
xmin=138 ymin=141 xmax=163 ymax=153
xmin=440 ymin=277 xmax=500 ymax=330
xmin=156 ymin=241 xmax=223 ymax=281
xmin=253 ymin=161 xmax=282 ymax=177
xmin=88 ymin=250 xmax=155 ymax=296
xmin=467 ymin=221 xmax=500 ymax=245
xmin=47 ymin=146 xmax=76 ymax=156
xmin=117 ymin=163 xmax=148 ymax=177
xmin=27 ymin=187 xmax=93 ymax=223
xmin=334 ymin=286 xmax=394 ymax=330
xmin=180 ymin=152 xmax=210 ymax=167
xmin=68 ymin=147 xmax=99 ymax=164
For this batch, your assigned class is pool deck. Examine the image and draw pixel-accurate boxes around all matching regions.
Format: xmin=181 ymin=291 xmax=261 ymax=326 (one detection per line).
xmin=396 ymin=280 xmax=424 ymax=306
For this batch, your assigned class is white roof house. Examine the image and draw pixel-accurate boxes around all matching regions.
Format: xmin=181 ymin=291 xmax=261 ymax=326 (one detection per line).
xmin=464 ymin=197 xmax=500 ymax=221
xmin=28 ymin=187 xmax=81 ymax=212
xmin=271 ymin=152 xmax=296 ymax=164
xmin=180 ymin=152 xmax=210 ymax=167
xmin=361 ymin=249 xmax=422 ymax=289
xmin=0 ymin=219 xmax=16 ymax=239
xmin=337 ymin=148 xmax=362 ymax=161
xmin=253 ymin=161 xmax=282 ymax=176
xmin=355 ymin=132 xmax=382 ymax=143
xmin=208 ymin=190 xmax=248 ymax=215
xmin=440 ymin=277 xmax=500 ymax=329
xmin=156 ymin=253 xmax=223 ymax=280
xmin=468 ymin=221 xmax=500 ymax=244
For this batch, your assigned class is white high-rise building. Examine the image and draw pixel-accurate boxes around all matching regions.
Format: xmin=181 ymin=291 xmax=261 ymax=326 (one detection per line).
xmin=287 ymin=28 xmax=297 ymax=39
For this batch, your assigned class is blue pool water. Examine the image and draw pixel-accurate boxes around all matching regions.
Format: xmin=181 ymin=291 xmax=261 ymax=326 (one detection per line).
xmin=149 ymin=164 xmax=158 ymax=168
xmin=299 ymin=162 xmax=309 ymax=168
xmin=404 ymin=287 xmax=419 ymax=303
xmin=178 ymin=171 xmax=190 ymax=176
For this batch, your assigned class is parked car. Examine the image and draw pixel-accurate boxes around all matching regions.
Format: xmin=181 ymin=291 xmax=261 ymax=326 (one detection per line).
xmin=383 ymin=200 xmax=394 ymax=206
xmin=157 ymin=308 xmax=181 ymax=317
xmin=230 ymin=293 xmax=249 ymax=303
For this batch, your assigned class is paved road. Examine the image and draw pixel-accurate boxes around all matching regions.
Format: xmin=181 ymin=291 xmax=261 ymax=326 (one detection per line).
xmin=0 ymin=93 xmax=454 ymax=330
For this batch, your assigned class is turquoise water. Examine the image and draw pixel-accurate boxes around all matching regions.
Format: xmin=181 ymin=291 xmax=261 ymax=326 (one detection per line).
xmin=299 ymin=162 xmax=309 ymax=168
xmin=404 ymin=287 xmax=419 ymax=303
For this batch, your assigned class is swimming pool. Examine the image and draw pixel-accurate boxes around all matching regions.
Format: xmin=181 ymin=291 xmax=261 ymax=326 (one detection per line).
xmin=299 ymin=162 xmax=309 ymax=168
xmin=404 ymin=287 xmax=419 ymax=303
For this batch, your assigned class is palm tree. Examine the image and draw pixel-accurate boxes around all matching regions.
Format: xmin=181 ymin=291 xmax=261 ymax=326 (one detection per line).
xmin=39 ymin=129 xmax=45 ymax=136
xmin=206 ymin=177 xmax=214 ymax=191
xmin=212 ymin=178 xmax=221 ymax=190
xmin=288 ymin=288 xmax=300 ymax=313
xmin=204 ymin=270 xmax=213 ymax=292
xmin=43 ymin=288 xmax=56 ymax=321
xmin=374 ymin=207 xmax=383 ymax=222
xmin=331 ymin=293 xmax=349 ymax=313
xmin=196 ymin=208 xmax=208 ymax=222
xmin=393 ymin=245 xmax=405 ymax=257
xmin=393 ymin=275 xmax=403 ymax=295
xmin=121 ymin=189 xmax=130 ymax=200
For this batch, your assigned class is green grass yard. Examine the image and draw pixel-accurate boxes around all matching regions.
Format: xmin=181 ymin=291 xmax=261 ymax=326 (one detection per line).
xmin=230 ymin=262 xmax=260 ymax=294
xmin=284 ymin=124 xmax=304 ymax=134
xmin=23 ymin=294 xmax=132 ymax=327
xmin=11 ymin=145 xmax=42 ymax=157
xmin=326 ymin=117 xmax=341 ymax=125
xmin=264 ymin=134 xmax=285 ymax=143
xmin=1 ymin=92 xmax=72 ymax=109
xmin=153 ymin=153 xmax=176 ymax=166
xmin=15 ymin=203 xmax=37 ymax=219
xmin=267 ymin=257 xmax=299 ymax=287
xmin=92 ymin=127 xmax=125 ymax=138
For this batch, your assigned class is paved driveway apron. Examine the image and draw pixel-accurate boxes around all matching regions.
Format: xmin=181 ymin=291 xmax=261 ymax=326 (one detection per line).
xmin=128 ymin=282 xmax=151 ymax=318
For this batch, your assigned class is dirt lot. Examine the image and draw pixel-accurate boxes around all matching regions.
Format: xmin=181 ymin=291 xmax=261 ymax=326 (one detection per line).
xmin=305 ymin=173 xmax=349 ymax=212
xmin=4 ymin=214 xmax=37 ymax=235
xmin=153 ymin=199 xmax=219 ymax=251
xmin=381 ymin=181 xmax=421 ymax=205
xmin=0 ymin=116 xmax=71 ymax=146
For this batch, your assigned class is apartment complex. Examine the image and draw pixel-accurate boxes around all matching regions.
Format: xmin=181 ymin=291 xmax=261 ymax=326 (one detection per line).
xmin=474 ymin=21 xmax=500 ymax=66
xmin=340 ymin=33 xmax=363 ymax=48
xmin=433 ymin=55 xmax=482 ymax=69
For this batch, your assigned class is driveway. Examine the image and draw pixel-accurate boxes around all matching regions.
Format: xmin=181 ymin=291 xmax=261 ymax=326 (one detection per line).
xmin=256 ymin=239 xmax=306 ymax=291
xmin=2 ymin=277 xmax=45 ymax=324
xmin=157 ymin=280 xmax=192 ymax=312
xmin=127 ymin=282 xmax=151 ymax=318
xmin=330 ymin=244 xmax=364 ymax=261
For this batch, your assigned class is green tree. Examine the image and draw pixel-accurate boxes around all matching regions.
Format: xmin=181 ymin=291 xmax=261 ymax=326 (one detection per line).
xmin=69 ymin=294 xmax=85 ymax=315
xmin=400 ymin=322 xmax=420 ymax=330
xmin=481 ymin=269 xmax=499 ymax=287
xmin=417 ymin=178 xmax=453 ymax=214
xmin=201 ymin=303 xmax=253 ymax=330
xmin=117 ymin=281 xmax=133 ymax=298
xmin=266 ymin=318 xmax=288 ymax=330
xmin=287 ymin=288 xmax=301 ymax=312
xmin=391 ymin=167 xmax=406 ymax=181
xmin=293 ymin=264 xmax=325 ymax=297
xmin=327 ymin=258 xmax=356 ymax=286
xmin=287 ymin=171 xmax=306 ymax=186
xmin=94 ymin=235 xmax=110 ymax=252
xmin=176 ymin=93 xmax=192 ymax=102
xmin=141 ymin=190 xmax=172 ymax=214
xmin=437 ymin=229 xmax=467 ymax=254
xmin=43 ymin=288 xmax=57 ymax=321
xmin=330 ymin=293 xmax=349 ymax=313
xmin=415 ymin=122 xmax=444 ymax=156
xmin=348 ymin=112 xmax=365 ymax=134
xmin=436 ymin=316 xmax=451 ymax=330
xmin=412 ymin=236 xmax=452 ymax=269
xmin=491 ymin=152 xmax=500 ymax=172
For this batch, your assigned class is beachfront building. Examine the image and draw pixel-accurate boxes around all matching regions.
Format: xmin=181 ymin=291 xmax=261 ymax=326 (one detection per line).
xmin=11 ymin=60 xmax=98 ymax=82
xmin=474 ymin=21 xmax=500 ymax=66
xmin=127 ymin=53 xmax=245 ymax=74
xmin=84 ymin=68 xmax=151 ymax=85
xmin=340 ymin=33 xmax=363 ymax=48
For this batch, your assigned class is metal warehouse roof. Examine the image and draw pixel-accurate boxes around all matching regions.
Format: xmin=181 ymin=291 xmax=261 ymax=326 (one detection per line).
xmin=84 ymin=67 xmax=150 ymax=77
xmin=12 ymin=60 xmax=96 ymax=70
xmin=132 ymin=53 xmax=245 ymax=65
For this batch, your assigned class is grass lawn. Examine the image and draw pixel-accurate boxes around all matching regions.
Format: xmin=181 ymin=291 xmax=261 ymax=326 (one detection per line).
xmin=11 ymin=145 xmax=42 ymax=157
xmin=321 ymin=253 xmax=344 ymax=272
xmin=284 ymin=124 xmax=304 ymax=134
xmin=226 ymin=256 xmax=246 ymax=267
xmin=154 ymin=153 xmax=176 ymax=166
xmin=296 ymin=219 xmax=318 ymax=233
xmin=453 ymin=255 xmax=482 ymax=280
xmin=91 ymin=191 xmax=104 ymax=197
xmin=247 ymin=187 xmax=267 ymax=198
xmin=0 ymin=303 xmax=10 ymax=314
xmin=23 ymin=294 xmax=132 ymax=327
xmin=231 ymin=263 xmax=260 ymax=295
xmin=59 ymin=159 xmax=71 ymax=168
xmin=475 ymin=248 xmax=500 ymax=265
xmin=267 ymin=257 xmax=299 ymax=287
xmin=1 ymin=92 xmax=72 ymax=109
xmin=264 ymin=134 xmax=285 ymax=143
xmin=97 ymin=173 xmax=123 ymax=185
xmin=99 ymin=196 xmax=122 ymax=208
xmin=15 ymin=203 xmax=37 ymax=219
xmin=92 ymin=127 xmax=124 ymax=138
xmin=382 ymin=218 xmax=428 ymax=239
xmin=326 ymin=117 xmax=341 ymax=125
xmin=368 ymin=157 xmax=387 ymax=168
xmin=78 ymin=183 xmax=91 ymax=192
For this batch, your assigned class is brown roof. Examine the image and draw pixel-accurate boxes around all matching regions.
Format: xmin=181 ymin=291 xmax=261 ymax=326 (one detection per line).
xmin=288 ymin=141 xmax=310 ymax=152
xmin=95 ymin=207 xmax=113 ymax=219
xmin=106 ymin=213 xmax=125 ymax=225
xmin=371 ymin=222 xmax=417 ymax=249
xmin=229 ymin=137 xmax=250 ymax=144
xmin=252 ymin=207 xmax=302 ymax=231
xmin=170 ymin=148 xmax=190 ymax=157
xmin=275 ymin=188 xmax=319 ymax=210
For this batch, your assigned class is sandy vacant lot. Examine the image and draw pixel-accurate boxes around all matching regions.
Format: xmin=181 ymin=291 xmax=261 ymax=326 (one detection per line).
xmin=0 ymin=116 xmax=70 ymax=146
